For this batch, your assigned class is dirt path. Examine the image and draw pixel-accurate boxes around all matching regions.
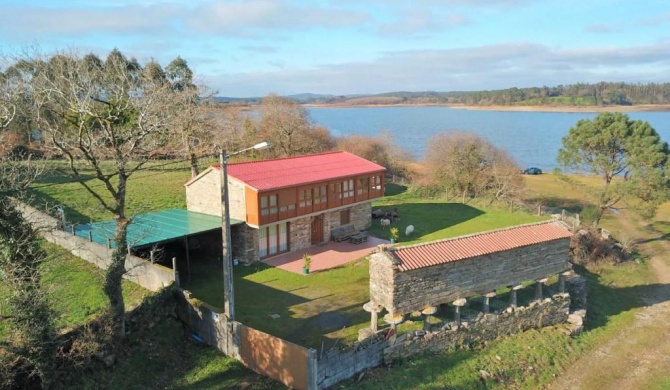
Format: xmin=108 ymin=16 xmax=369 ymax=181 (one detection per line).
xmin=548 ymin=213 xmax=670 ymax=390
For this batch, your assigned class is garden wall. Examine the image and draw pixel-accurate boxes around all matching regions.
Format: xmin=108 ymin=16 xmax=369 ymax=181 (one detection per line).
xmin=370 ymin=238 xmax=571 ymax=315
xmin=316 ymin=293 xmax=570 ymax=389
xmin=175 ymin=289 xmax=318 ymax=390
xmin=17 ymin=202 xmax=175 ymax=292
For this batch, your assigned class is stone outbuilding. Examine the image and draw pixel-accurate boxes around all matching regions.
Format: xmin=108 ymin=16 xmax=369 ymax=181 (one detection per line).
xmin=185 ymin=151 xmax=386 ymax=263
xmin=369 ymin=220 xmax=573 ymax=316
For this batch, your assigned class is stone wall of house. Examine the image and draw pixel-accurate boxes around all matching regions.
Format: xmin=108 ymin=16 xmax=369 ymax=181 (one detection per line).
xmin=350 ymin=202 xmax=372 ymax=231
xmin=185 ymin=168 xmax=246 ymax=221
xmin=232 ymin=224 xmax=258 ymax=263
xmin=316 ymin=293 xmax=570 ymax=389
xmin=370 ymin=238 xmax=570 ymax=315
xmin=185 ymin=168 xmax=220 ymax=216
xmin=227 ymin=178 xmax=247 ymax=221
xmin=290 ymin=215 xmax=313 ymax=252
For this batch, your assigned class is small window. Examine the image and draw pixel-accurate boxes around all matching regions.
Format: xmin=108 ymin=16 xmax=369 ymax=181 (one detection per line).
xmin=341 ymin=209 xmax=350 ymax=225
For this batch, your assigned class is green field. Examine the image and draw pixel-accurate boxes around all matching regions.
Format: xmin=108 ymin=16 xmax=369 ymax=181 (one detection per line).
xmin=20 ymin=166 xmax=661 ymax=389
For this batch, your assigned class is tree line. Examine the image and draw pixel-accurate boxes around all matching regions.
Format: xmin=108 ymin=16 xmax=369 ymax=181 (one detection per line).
xmin=253 ymin=82 xmax=670 ymax=107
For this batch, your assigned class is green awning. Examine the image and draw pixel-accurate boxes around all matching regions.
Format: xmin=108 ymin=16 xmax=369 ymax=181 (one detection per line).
xmin=74 ymin=209 xmax=244 ymax=249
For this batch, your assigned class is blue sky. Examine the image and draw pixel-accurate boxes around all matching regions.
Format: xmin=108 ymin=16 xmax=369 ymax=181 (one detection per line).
xmin=1 ymin=0 xmax=669 ymax=97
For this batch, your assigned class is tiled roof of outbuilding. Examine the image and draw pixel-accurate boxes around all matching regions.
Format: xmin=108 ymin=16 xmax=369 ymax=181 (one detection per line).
xmin=216 ymin=151 xmax=385 ymax=191
xmin=391 ymin=220 xmax=572 ymax=272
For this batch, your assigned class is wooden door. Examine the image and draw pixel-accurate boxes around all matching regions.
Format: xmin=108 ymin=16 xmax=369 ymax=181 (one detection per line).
xmin=311 ymin=215 xmax=324 ymax=245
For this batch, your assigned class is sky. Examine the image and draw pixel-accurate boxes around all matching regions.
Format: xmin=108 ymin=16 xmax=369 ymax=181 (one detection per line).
xmin=1 ymin=0 xmax=669 ymax=97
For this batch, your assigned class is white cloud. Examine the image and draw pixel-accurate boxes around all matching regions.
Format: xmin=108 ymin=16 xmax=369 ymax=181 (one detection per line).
xmin=184 ymin=0 xmax=369 ymax=36
xmin=377 ymin=9 xmax=470 ymax=35
xmin=584 ymin=23 xmax=621 ymax=34
xmin=211 ymin=41 xmax=670 ymax=96
xmin=0 ymin=4 xmax=179 ymax=36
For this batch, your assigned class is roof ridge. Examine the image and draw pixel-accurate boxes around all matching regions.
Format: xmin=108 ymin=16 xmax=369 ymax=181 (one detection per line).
xmin=211 ymin=150 xmax=347 ymax=169
xmin=392 ymin=219 xmax=568 ymax=253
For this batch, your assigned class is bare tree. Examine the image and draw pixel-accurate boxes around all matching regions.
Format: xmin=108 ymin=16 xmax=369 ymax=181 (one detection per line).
xmin=0 ymin=74 xmax=56 ymax=388
xmin=425 ymin=131 xmax=522 ymax=203
xmin=426 ymin=132 xmax=489 ymax=203
xmin=337 ymin=132 xmax=412 ymax=179
xmin=487 ymin=148 xmax=524 ymax=206
xmin=19 ymin=49 xmax=181 ymax=337
xmin=256 ymin=94 xmax=334 ymax=157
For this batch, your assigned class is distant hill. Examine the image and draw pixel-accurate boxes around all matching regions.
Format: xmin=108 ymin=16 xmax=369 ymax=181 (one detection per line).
xmin=215 ymin=82 xmax=670 ymax=107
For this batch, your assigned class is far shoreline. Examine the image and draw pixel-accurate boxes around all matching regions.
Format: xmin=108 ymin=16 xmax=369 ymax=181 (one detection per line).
xmin=303 ymin=103 xmax=670 ymax=113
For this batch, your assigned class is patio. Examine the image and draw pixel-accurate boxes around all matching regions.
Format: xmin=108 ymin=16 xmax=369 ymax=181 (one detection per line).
xmin=263 ymin=236 xmax=389 ymax=274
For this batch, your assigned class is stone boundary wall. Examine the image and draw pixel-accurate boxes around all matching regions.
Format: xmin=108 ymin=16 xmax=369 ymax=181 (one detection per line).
xmin=17 ymin=202 xmax=174 ymax=291
xmin=383 ymin=293 xmax=570 ymax=361
xmin=316 ymin=293 xmax=570 ymax=389
xmin=371 ymin=238 xmax=570 ymax=315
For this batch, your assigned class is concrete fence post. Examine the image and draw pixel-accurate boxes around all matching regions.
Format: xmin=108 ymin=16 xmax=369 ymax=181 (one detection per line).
xmin=173 ymin=257 xmax=180 ymax=287
xmin=307 ymin=348 xmax=318 ymax=390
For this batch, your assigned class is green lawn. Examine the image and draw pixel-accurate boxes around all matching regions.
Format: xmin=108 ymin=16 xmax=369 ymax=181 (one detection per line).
xmin=29 ymin=159 xmax=207 ymax=223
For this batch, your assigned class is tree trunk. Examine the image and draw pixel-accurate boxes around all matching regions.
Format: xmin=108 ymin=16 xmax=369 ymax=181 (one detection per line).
xmin=105 ymin=216 xmax=128 ymax=338
xmin=105 ymin=172 xmax=129 ymax=338
xmin=593 ymin=206 xmax=606 ymax=227
xmin=190 ymin=152 xmax=199 ymax=178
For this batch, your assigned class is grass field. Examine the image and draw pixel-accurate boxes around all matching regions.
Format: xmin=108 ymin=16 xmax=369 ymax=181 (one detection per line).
xmin=24 ymin=166 xmax=663 ymax=389
xmin=0 ymin=242 xmax=148 ymax=340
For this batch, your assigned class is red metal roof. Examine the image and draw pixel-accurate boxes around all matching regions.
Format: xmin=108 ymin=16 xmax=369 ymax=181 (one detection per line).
xmin=392 ymin=220 xmax=572 ymax=272
xmin=217 ymin=151 xmax=386 ymax=191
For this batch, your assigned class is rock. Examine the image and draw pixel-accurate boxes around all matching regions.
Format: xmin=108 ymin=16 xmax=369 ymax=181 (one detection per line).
xmin=567 ymin=313 xmax=583 ymax=326
xmin=102 ymin=354 xmax=115 ymax=368
xmin=479 ymin=369 xmax=492 ymax=380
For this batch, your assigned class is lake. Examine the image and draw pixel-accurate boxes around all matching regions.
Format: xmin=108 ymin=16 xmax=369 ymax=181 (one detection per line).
xmin=307 ymin=106 xmax=670 ymax=171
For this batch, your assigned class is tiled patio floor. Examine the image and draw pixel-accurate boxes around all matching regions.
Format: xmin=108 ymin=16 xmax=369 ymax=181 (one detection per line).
xmin=263 ymin=236 xmax=389 ymax=274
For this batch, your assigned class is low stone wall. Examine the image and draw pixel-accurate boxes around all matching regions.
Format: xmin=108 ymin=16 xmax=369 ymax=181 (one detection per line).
xmin=383 ymin=293 xmax=570 ymax=361
xmin=18 ymin=202 xmax=174 ymax=292
xmin=316 ymin=332 xmax=388 ymax=389
xmin=316 ymin=293 xmax=571 ymax=389
xmin=174 ymin=289 xmax=238 ymax=358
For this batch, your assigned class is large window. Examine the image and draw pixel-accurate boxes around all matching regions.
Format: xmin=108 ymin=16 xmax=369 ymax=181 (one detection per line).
xmin=342 ymin=179 xmax=354 ymax=199
xmin=260 ymin=194 xmax=278 ymax=217
xmin=259 ymin=222 xmax=289 ymax=258
xmin=357 ymin=177 xmax=369 ymax=196
xmin=313 ymin=185 xmax=327 ymax=211
xmin=298 ymin=188 xmax=313 ymax=214
xmin=330 ymin=182 xmax=342 ymax=200
xmin=370 ymin=174 xmax=383 ymax=197
xmin=372 ymin=175 xmax=382 ymax=191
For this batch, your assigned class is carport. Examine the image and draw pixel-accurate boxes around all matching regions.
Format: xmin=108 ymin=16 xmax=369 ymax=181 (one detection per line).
xmin=73 ymin=209 xmax=244 ymax=281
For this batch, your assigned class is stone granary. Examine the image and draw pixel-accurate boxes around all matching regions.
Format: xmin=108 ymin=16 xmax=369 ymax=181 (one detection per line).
xmin=185 ymin=151 xmax=386 ymax=263
xmin=366 ymin=220 xmax=572 ymax=330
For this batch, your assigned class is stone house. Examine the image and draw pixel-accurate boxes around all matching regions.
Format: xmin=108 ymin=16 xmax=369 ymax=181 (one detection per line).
xmin=369 ymin=220 xmax=573 ymax=317
xmin=185 ymin=151 xmax=386 ymax=262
